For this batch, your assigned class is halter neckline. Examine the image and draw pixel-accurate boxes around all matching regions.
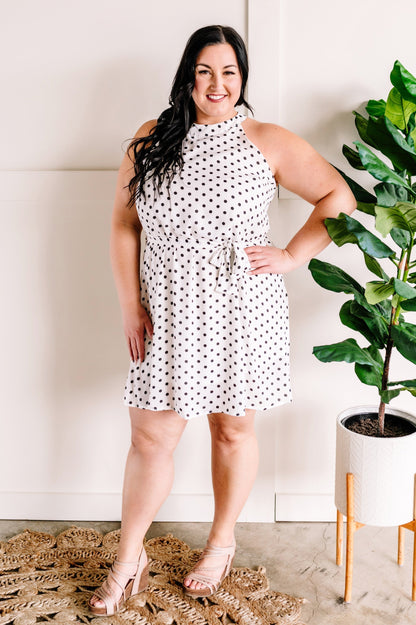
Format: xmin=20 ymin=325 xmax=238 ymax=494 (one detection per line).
xmin=188 ymin=111 xmax=246 ymax=138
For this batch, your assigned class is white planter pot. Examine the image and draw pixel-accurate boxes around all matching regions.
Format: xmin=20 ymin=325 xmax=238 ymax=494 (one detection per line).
xmin=335 ymin=405 xmax=416 ymax=527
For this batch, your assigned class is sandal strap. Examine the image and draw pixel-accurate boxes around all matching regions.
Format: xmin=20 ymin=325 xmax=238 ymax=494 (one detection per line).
xmin=185 ymin=540 xmax=236 ymax=592
xmin=201 ymin=541 xmax=236 ymax=558
xmin=185 ymin=572 xmax=218 ymax=593
xmin=91 ymin=548 xmax=146 ymax=615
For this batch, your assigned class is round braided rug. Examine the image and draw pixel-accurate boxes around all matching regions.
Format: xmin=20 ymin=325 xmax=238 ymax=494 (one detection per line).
xmin=0 ymin=526 xmax=306 ymax=625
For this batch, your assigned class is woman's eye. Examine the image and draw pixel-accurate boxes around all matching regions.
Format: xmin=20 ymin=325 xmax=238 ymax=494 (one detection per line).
xmin=224 ymin=71 xmax=236 ymax=75
xmin=198 ymin=70 xmax=210 ymax=75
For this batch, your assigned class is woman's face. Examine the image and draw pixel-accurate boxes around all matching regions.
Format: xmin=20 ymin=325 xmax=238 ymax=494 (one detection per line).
xmin=191 ymin=43 xmax=243 ymax=124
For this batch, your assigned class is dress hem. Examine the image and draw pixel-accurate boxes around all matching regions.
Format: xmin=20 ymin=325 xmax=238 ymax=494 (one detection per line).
xmin=122 ymin=396 xmax=293 ymax=421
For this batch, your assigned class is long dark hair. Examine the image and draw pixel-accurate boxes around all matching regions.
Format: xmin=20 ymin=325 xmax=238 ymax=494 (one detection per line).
xmin=125 ymin=25 xmax=253 ymax=208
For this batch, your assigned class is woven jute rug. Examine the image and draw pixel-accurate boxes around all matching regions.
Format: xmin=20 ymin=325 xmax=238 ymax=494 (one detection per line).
xmin=0 ymin=526 xmax=306 ymax=624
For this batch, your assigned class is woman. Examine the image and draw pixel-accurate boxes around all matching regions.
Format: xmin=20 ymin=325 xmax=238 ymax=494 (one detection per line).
xmin=89 ymin=24 xmax=356 ymax=615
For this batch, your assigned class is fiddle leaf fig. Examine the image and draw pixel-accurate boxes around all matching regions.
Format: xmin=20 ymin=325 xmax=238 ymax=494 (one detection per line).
xmin=309 ymin=60 xmax=416 ymax=435
xmin=308 ymin=258 xmax=363 ymax=296
xmin=342 ymin=144 xmax=366 ymax=170
xmin=393 ymin=278 xmax=416 ymax=300
xmin=375 ymin=202 xmax=416 ymax=236
xmin=365 ymin=115 xmax=416 ymax=174
xmin=374 ymin=182 xmax=408 ymax=207
xmin=390 ymin=60 xmax=416 ymax=106
xmin=401 ymin=296 xmax=416 ymax=311
xmin=366 ymin=99 xmax=386 ymax=118
xmin=325 ymin=212 xmax=395 ymax=258
xmin=364 ymin=252 xmax=389 ymax=280
xmin=365 ymin=280 xmax=395 ymax=304
xmin=354 ymin=141 xmax=416 ymax=194
xmin=313 ymin=338 xmax=381 ymax=366
xmin=391 ymin=322 xmax=416 ymax=364
xmin=385 ymin=86 xmax=416 ymax=132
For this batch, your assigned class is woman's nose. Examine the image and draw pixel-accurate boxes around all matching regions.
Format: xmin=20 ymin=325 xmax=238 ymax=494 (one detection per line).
xmin=210 ymin=73 xmax=223 ymax=90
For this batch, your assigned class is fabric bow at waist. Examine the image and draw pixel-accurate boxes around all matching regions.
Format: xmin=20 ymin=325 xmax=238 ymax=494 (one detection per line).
xmin=208 ymin=238 xmax=254 ymax=294
xmin=145 ymin=232 xmax=270 ymax=295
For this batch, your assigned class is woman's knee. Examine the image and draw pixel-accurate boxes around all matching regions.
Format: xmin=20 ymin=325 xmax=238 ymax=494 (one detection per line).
xmin=129 ymin=407 xmax=186 ymax=454
xmin=208 ymin=410 xmax=256 ymax=447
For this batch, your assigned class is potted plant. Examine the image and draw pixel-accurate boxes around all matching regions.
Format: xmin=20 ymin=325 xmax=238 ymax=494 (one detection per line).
xmin=308 ymin=60 xmax=416 ymax=527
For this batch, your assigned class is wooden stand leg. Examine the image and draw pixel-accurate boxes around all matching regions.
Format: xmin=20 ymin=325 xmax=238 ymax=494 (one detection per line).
xmin=398 ymin=526 xmax=405 ymax=566
xmin=400 ymin=474 xmax=416 ymax=601
xmin=345 ymin=473 xmax=354 ymax=603
xmin=412 ymin=528 xmax=416 ymax=602
xmin=413 ymin=474 xmax=416 ymax=602
xmin=336 ymin=509 xmax=343 ymax=566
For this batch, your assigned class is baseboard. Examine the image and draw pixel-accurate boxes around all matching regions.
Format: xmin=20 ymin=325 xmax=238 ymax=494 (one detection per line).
xmin=0 ymin=492 xmax=336 ymax=523
xmin=275 ymin=493 xmax=336 ymax=522
xmin=0 ymin=492 xmax=274 ymax=523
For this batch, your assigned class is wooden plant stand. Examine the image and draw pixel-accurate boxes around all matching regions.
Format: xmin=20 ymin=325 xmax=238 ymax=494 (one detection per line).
xmin=336 ymin=472 xmax=416 ymax=603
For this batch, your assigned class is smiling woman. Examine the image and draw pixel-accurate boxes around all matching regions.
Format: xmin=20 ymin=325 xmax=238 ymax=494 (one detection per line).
xmin=192 ymin=44 xmax=242 ymax=123
xmin=88 ymin=24 xmax=356 ymax=617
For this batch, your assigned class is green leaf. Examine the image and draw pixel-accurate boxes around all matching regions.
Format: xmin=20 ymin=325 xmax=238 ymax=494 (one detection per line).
xmin=313 ymin=338 xmax=380 ymax=366
xmin=401 ymin=296 xmax=416 ymax=311
xmin=366 ymin=99 xmax=386 ymax=118
xmin=339 ymin=300 xmax=387 ymax=348
xmin=308 ymin=258 xmax=364 ymax=296
xmin=389 ymin=381 xmax=416 ymax=397
xmin=390 ymin=60 xmax=416 ymax=106
xmin=354 ymin=112 xmax=379 ymax=149
xmin=388 ymin=378 xmax=416 ymax=387
xmin=385 ymin=87 xmax=416 ymax=131
xmin=342 ymin=145 xmax=366 ymax=170
xmin=364 ymin=252 xmax=389 ymax=280
xmin=380 ymin=388 xmax=401 ymax=403
xmin=393 ymin=278 xmax=416 ymax=300
xmin=407 ymin=111 xmax=416 ymax=148
xmin=391 ymin=321 xmax=416 ymax=364
xmin=390 ymin=228 xmax=411 ymax=249
xmin=407 ymin=271 xmax=416 ymax=284
xmin=365 ymin=280 xmax=395 ymax=304
xmin=334 ymin=166 xmax=376 ymax=211
xmin=375 ymin=203 xmax=416 ymax=236
xmin=375 ymin=182 xmax=408 ymax=207
xmin=354 ymin=142 xmax=416 ymax=194
xmin=325 ymin=212 xmax=395 ymax=258
xmin=355 ymin=362 xmax=382 ymax=388
xmin=372 ymin=296 xmax=393 ymax=320
xmin=365 ymin=115 xmax=416 ymax=174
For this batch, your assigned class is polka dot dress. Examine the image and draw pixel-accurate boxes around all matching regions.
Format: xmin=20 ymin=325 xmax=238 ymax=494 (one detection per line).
xmin=123 ymin=111 xmax=292 ymax=419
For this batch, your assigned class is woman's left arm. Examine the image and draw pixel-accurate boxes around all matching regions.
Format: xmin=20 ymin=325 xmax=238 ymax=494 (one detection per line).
xmin=245 ymin=124 xmax=357 ymax=275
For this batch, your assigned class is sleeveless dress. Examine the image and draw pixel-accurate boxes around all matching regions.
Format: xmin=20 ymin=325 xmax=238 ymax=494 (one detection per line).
xmin=123 ymin=111 xmax=292 ymax=420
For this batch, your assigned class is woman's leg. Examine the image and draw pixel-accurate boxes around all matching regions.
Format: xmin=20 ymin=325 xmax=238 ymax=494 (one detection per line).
xmin=183 ymin=409 xmax=258 ymax=590
xmin=90 ymin=407 xmax=187 ymax=608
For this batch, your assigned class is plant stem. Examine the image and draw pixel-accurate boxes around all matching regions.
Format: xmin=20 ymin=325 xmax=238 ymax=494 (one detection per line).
xmin=378 ymin=401 xmax=386 ymax=436
xmin=378 ymin=331 xmax=394 ymax=436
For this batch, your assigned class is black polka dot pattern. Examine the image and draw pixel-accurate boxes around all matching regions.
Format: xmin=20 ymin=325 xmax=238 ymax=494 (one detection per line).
xmin=123 ymin=112 xmax=292 ymax=419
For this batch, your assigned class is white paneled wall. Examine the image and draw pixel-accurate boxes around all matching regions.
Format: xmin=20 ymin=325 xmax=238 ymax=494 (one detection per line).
xmin=1 ymin=0 xmax=416 ymax=522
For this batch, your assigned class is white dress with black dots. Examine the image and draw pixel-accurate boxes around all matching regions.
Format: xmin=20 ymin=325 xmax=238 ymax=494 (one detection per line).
xmin=123 ymin=111 xmax=292 ymax=419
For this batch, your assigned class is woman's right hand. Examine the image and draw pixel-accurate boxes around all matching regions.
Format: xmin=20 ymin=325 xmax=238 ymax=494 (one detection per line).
xmin=122 ymin=304 xmax=154 ymax=363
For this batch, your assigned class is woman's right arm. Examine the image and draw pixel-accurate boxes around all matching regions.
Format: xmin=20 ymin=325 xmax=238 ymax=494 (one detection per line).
xmin=110 ymin=119 xmax=157 ymax=363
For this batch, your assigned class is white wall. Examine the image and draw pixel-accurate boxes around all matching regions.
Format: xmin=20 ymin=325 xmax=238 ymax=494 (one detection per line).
xmin=274 ymin=0 xmax=416 ymax=520
xmin=1 ymin=0 xmax=415 ymax=522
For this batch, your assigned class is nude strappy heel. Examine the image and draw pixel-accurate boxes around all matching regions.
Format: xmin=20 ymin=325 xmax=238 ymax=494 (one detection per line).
xmin=183 ymin=539 xmax=236 ymax=598
xmin=89 ymin=546 xmax=149 ymax=616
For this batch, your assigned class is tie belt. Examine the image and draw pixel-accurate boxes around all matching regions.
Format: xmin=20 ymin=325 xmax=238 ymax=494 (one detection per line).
xmin=145 ymin=231 xmax=271 ymax=294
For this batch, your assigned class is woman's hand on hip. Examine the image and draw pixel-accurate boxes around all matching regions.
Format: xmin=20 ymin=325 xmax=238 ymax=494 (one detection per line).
xmin=122 ymin=305 xmax=154 ymax=363
xmin=244 ymin=245 xmax=296 ymax=275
